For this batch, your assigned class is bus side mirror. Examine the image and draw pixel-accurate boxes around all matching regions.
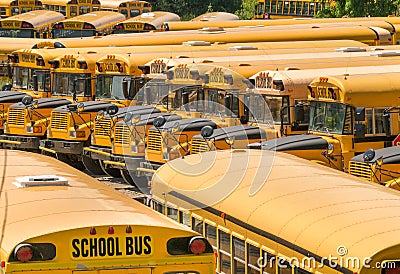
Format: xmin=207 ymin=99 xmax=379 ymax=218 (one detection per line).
xmin=383 ymin=112 xmax=390 ymax=136
xmin=33 ymin=74 xmax=38 ymax=91
xmin=294 ymin=105 xmax=305 ymax=122
xmin=354 ymin=107 xmax=365 ymax=121
xmin=145 ymin=86 xmax=151 ymax=105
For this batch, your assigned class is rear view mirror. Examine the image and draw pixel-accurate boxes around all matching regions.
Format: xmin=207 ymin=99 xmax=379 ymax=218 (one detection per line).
xmin=383 ymin=111 xmax=390 ymax=136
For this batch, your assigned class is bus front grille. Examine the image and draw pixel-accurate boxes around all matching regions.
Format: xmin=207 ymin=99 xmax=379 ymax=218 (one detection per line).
xmin=147 ymin=130 xmax=162 ymax=151
xmin=191 ymin=139 xmax=209 ymax=154
xmin=349 ymin=161 xmax=372 ymax=180
xmin=94 ymin=118 xmax=111 ymax=137
xmin=50 ymin=112 xmax=68 ymax=131
xmin=7 ymin=109 xmax=25 ymax=126
xmin=114 ymin=124 xmax=130 ymax=145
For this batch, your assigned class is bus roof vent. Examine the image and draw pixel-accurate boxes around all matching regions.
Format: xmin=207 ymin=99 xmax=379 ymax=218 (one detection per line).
xmin=182 ymin=41 xmax=211 ymax=46
xmin=370 ymin=51 xmax=400 ymax=57
xmin=229 ymin=45 xmax=258 ymax=51
xmin=13 ymin=175 xmax=69 ymax=188
xmin=198 ymin=27 xmax=225 ymax=33
xmin=335 ymin=47 xmax=366 ymax=52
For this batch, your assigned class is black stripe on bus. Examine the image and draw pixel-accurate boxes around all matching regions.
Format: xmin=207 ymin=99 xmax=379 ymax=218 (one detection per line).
xmin=168 ymin=190 xmax=353 ymax=274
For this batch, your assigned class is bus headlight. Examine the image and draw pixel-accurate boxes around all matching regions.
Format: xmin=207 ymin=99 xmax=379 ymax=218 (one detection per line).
xmin=70 ymin=130 xmax=85 ymax=138
xmin=26 ymin=126 xmax=33 ymax=133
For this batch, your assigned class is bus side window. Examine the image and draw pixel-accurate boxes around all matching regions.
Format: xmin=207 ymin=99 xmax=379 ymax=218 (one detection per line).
xmin=278 ymin=258 xmax=292 ymax=274
xmin=191 ymin=217 xmax=203 ymax=235
xmin=205 ymin=223 xmax=217 ymax=250
xmin=218 ymin=229 xmax=231 ymax=273
xmin=261 ymin=250 xmax=276 ymax=273
xmin=167 ymin=207 xmax=178 ymax=221
xmin=233 ymin=236 xmax=245 ymax=274
xmin=179 ymin=211 xmax=191 ymax=227
xmin=247 ymin=243 xmax=261 ymax=274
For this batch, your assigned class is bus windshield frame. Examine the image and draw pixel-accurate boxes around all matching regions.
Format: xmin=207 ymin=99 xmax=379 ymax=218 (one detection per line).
xmin=52 ymin=72 xmax=92 ymax=97
xmin=308 ymin=101 xmax=348 ymax=134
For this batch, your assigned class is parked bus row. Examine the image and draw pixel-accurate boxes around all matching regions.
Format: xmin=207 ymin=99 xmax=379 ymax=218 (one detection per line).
xmin=0 ymin=0 xmax=151 ymax=18
xmin=2 ymin=39 xmax=400 ymax=191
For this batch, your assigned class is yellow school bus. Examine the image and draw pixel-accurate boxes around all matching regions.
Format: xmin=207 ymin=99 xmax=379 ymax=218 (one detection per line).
xmin=41 ymin=0 xmax=100 ymax=18
xmin=113 ymin=11 xmax=180 ymax=33
xmin=151 ymin=148 xmax=400 ymax=274
xmin=255 ymin=72 xmax=400 ymax=172
xmin=247 ymin=64 xmax=400 ymax=139
xmin=51 ymin=10 xmax=125 ymax=38
xmin=99 ymin=0 xmax=151 ymax=18
xmin=253 ymin=0 xmax=332 ymax=19
xmin=0 ymin=10 xmax=64 ymax=38
xmin=0 ymin=0 xmax=43 ymax=18
xmin=0 ymin=149 xmax=216 ymax=274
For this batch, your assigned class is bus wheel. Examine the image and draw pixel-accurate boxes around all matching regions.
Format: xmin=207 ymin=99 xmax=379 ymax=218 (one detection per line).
xmin=121 ymin=170 xmax=150 ymax=194
xmin=99 ymin=161 xmax=122 ymax=178
xmin=57 ymin=153 xmax=85 ymax=171
xmin=82 ymin=156 xmax=105 ymax=175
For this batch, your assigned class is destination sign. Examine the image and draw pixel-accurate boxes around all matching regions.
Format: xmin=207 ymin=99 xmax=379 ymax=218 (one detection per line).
xmin=174 ymin=67 xmax=189 ymax=79
xmin=19 ymin=0 xmax=35 ymax=5
xmin=150 ymin=63 xmax=166 ymax=74
xmin=316 ymin=87 xmax=338 ymax=100
xmin=61 ymin=58 xmax=76 ymax=68
xmin=124 ymin=23 xmax=144 ymax=31
xmin=71 ymin=236 xmax=152 ymax=258
xmin=21 ymin=54 xmax=36 ymax=64
xmin=63 ymin=22 xmax=83 ymax=30
xmin=209 ymin=68 xmax=224 ymax=84
xmin=103 ymin=62 xmax=119 ymax=72
xmin=1 ymin=21 xmax=21 ymax=29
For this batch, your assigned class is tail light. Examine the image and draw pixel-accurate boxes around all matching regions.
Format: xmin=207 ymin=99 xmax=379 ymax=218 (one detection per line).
xmin=189 ymin=236 xmax=207 ymax=255
xmin=167 ymin=236 xmax=213 ymax=255
xmin=14 ymin=244 xmax=33 ymax=262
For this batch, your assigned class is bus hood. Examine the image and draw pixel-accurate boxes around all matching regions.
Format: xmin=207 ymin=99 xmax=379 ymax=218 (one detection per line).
xmin=351 ymin=146 xmax=400 ymax=165
xmin=251 ymin=134 xmax=328 ymax=151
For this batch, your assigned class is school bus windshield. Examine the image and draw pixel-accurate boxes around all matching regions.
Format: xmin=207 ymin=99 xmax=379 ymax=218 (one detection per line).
xmin=162 ymin=86 xmax=240 ymax=118
xmin=246 ymin=94 xmax=287 ymax=124
xmin=12 ymin=67 xmax=50 ymax=91
xmin=309 ymin=101 xmax=347 ymax=134
xmin=96 ymin=75 xmax=126 ymax=99
xmin=53 ymin=72 xmax=91 ymax=97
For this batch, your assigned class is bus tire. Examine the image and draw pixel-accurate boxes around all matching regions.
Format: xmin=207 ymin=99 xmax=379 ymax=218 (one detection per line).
xmin=121 ymin=170 xmax=150 ymax=194
xmin=99 ymin=161 xmax=122 ymax=178
xmin=57 ymin=153 xmax=85 ymax=171
xmin=82 ymin=155 xmax=105 ymax=175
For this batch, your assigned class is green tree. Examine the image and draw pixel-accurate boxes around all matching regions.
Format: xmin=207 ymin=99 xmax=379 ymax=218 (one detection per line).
xmin=234 ymin=0 xmax=257 ymax=19
xmin=317 ymin=0 xmax=399 ymax=17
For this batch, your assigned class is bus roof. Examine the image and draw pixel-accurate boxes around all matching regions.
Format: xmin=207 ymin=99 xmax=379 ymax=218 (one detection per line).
xmin=151 ymin=149 xmax=400 ymax=271
xmin=309 ymin=72 xmax=400 ymax=107
xmin=99 ymin=0 xmax=150 ymax=9
xmin=55 ymin=11 xmax=125 ymax=28
xmin=0 ymin=10 xmax=65 ymax=27
xmin=0 ymin=149 xmax=189 ymax=254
